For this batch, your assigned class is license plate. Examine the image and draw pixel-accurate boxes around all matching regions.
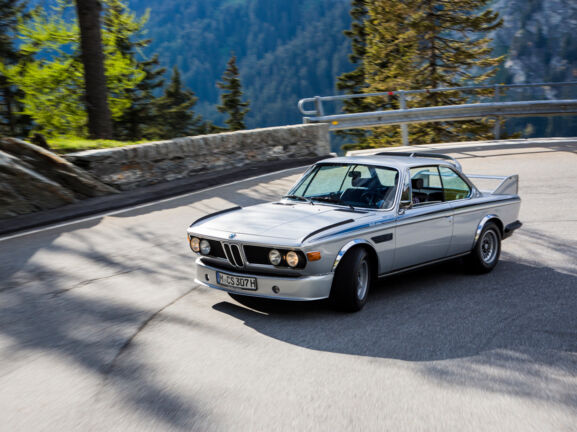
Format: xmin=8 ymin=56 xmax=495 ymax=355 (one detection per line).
xmin=216 ymin=272 xmax=257 ymax=290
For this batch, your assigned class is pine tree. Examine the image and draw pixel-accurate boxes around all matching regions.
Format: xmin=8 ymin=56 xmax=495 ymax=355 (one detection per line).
xmin=336 ymin=0 xmax=371 ymax=114
xmin=0 ymin=0 xmax=32 ymax=137
xmin=2 ymin=0 xmax=143 ymax=137
xmin=152 ymin=66 xmax=204 ymax=139
xmin=363 ymin=0 xmax=504 ymax=146
xmin=103 ymin=0 xmax=166 ymax=140
xmin=217 ymin=55 xmax=250 ymax=131
xmin=117 ymin=55 xmax=166 ymax=140
xmin=335 ymin=0 xmax=374 ymax=143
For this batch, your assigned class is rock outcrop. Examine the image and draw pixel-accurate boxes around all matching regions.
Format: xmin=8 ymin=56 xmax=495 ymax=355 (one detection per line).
xmin=492 ymin=0 xmax=577 ymax=85
xmin=0 ymin=138 xmax=118 ymax=219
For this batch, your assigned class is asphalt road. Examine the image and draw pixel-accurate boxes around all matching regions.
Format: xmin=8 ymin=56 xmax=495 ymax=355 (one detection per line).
xmin=1 ymin=140 xmax=576 ymax=431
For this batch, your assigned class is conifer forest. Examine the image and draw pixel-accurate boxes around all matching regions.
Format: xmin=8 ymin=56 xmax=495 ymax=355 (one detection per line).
xmin=2 ymin=0 xmax=577 ymax=149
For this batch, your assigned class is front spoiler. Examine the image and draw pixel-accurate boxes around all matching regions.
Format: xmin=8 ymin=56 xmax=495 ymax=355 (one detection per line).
xmin=195 ymin=258 xmax=333 ymax=301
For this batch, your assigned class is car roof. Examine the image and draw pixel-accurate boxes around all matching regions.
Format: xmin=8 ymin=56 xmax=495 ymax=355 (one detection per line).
xmin=317 ymin=155 xmax=459 ymax=171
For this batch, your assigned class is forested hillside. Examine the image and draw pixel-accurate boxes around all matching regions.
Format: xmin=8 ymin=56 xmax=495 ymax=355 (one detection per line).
xmin=22 ymin=0 xmax=577 ymax=138
xmin=127 ymin=0 xmax=352 ymax=128
xmin=127 ymin=0 xmax=577 ymax=136
xmin=492 ymin=0 xmax=577 ymax=137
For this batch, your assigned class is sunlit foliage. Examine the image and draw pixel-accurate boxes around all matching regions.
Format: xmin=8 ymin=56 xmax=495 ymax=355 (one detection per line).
xmin=1 ymin=0 xmax=144 ymax=136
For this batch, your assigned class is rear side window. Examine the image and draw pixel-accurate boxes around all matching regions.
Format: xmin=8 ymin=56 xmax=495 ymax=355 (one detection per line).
xmin=409 ymin=166 xmax=443 ymax=205
xmin=439 ymin=166 xmax=471 ymax=201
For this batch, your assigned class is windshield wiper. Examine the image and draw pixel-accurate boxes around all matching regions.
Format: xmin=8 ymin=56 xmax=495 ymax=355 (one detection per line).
xmin=310 ymin=196 xmax=340 ymax=204
xmin=282 ymin=194 xmax=314 ymax=204
xmin=311 ymin=196 xmax=356 ymax=212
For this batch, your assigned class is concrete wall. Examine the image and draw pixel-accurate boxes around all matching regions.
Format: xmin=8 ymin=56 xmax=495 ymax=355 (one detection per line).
xmin=65 ymin=124 xmax=330 ymax=190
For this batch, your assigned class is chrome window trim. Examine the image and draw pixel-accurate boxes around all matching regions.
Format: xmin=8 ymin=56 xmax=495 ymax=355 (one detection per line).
xmin=438 ymin=165 xmax=476 ymax=201
xmin=397 ymin=163 xmax=483 ymax=213
xmin=286 ymin=162 xmax=401 ymax=212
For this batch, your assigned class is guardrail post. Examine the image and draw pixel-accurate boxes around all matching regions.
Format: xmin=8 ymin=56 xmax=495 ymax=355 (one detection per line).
xmin=314 ymin=96 xmax=324 ymax=117
xmin=494 ymin=86 xmax=502 ymax=140
xmin=399 ymin=91 xmax=409 ymax=146
xmin=493 ymin=118 xmax=502 ymax=140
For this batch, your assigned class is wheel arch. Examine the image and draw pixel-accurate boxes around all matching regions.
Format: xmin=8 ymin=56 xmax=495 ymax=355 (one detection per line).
xmin=475 ymin=214 xmax=504 ymax=243
xmin=332 ymin=239 xmax=379 ymax=276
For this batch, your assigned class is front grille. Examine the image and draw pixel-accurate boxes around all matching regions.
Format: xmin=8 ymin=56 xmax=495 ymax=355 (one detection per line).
xmin=208 ymin=240 xmax=225 ymax=258
xmin=231 ymin=245 xmax=243 ymax=266
xmin=222 ymin=242 xmax=244 ymax=267
xmin=243 ymin=245 xmax=270 ymax=265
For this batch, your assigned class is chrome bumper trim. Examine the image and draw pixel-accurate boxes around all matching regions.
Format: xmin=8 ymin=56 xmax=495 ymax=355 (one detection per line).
xmin=195 ymin=258 xmax=333 ymax=301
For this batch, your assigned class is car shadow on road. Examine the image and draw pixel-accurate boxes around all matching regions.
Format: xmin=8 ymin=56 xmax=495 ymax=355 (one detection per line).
xmin=213 ymin=258 xmax=577 ymax=408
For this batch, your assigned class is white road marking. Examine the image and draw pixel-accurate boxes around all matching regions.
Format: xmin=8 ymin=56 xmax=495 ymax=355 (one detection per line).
xmin=0 ymin=166 xmax=306 ymax=243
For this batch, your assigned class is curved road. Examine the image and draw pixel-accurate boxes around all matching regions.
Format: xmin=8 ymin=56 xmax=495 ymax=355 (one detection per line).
xmin=1 ymin=140 xmax=576 ymax=431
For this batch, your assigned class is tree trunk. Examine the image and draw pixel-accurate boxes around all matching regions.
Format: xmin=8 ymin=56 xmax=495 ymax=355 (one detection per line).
xmin=0 ymin=79 xmax=16 ymax=137
xmin=74 ymin=0 xmax=113 ymax=139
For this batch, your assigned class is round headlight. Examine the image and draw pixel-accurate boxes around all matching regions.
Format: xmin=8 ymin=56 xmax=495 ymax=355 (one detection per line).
xmin=269 ymin=249 xmax=282 ymax=266
xmin=286 ymin=251 xmax=300 ymax=268
xmin=200 ymin=239 xmax=211 ymax=255
xmin=190 ymin=237 xmax=200 ymax=253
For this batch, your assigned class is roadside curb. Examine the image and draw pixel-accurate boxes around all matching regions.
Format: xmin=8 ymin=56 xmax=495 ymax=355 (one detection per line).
xmin=0 ymin=156 xmax=325 ymax=237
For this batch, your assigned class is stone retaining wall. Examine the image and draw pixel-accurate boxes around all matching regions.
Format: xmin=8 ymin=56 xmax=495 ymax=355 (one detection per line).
xmin=66 ymin=124 xmax=330 ymax=190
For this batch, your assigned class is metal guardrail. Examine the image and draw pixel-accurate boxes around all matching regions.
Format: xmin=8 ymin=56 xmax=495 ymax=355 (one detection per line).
xmin=298 ymin=82 xmax=577 ymax=146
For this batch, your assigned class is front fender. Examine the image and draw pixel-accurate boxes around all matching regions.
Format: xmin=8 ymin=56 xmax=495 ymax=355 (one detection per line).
xmin=332 ymin=239 xmax=377 ymax=272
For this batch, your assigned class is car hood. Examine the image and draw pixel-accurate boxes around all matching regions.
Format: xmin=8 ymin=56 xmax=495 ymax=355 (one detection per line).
xmin=190 ymin=202 xmax=373 ymax=242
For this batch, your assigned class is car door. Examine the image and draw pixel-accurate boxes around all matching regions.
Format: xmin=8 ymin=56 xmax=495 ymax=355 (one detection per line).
xmin=393 ymin=166 xmax=454 ymax=270
xmin=438 ymin=166 xmax=481 ymax=255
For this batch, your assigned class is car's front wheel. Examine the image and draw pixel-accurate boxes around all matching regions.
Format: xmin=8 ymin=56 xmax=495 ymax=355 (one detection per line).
xmin=330 ymin=247 xmax=372 ymax=312
xmin=466 ymin=221 xmax=501 ymax=273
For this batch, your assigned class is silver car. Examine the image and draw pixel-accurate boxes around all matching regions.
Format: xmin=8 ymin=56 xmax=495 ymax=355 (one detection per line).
xmin=187 ymin=153 xmax=521 ymax=312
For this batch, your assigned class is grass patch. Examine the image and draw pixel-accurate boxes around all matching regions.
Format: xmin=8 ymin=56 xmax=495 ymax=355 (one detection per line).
xmin=47 ymin=136 xmax=149 ymax=154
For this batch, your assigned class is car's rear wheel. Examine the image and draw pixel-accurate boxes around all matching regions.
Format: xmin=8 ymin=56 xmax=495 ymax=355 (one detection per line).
xmin=466 ymin=222 xmax=501 ymax=273
xmin=330 ymin=247 xmax=372 ymax=312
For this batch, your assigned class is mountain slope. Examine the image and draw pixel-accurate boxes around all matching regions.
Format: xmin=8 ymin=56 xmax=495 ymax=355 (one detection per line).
xmin=492 ymin=0 xmax=577 ymax=137
xmin=128 ymin=0 xmax=352 ymax=128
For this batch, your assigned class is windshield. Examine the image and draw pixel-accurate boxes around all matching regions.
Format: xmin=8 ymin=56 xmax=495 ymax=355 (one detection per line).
xmin=287 ymin=163 xmax=399 ymax=210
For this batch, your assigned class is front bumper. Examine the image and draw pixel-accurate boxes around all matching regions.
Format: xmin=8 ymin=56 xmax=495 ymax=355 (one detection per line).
xmin=194 ymin=258 xmax=334 ymax=301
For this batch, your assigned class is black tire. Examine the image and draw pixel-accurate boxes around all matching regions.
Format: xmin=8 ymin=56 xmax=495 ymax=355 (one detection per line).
xmin=465 ymin=222 xmax=501 ymax=274
xmin=330 ymin=247 xmax=373 ymax=312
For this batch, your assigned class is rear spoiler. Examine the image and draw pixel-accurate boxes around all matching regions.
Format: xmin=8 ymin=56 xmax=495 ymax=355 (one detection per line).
xmin=467 ymin=174 xmax=519 ymax=195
